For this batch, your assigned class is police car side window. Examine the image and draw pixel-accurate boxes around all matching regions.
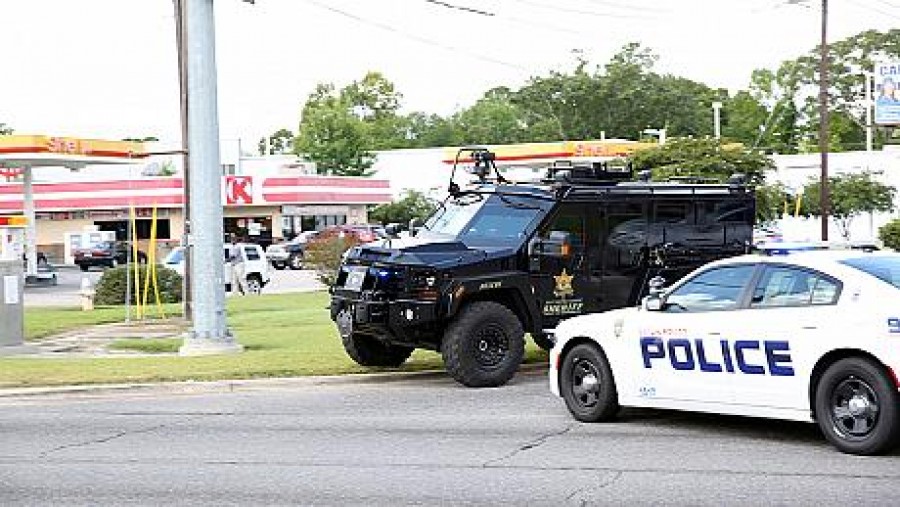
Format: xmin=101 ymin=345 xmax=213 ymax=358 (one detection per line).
xmin=750 ymin=266 xmax=840 ymax=308
xmin=665 ymin=265 xmax=756 ymax=312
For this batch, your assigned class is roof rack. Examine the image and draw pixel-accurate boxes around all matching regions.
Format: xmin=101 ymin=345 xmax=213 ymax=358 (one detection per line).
xmin=543 ymin=160 xmax=633 ymax=186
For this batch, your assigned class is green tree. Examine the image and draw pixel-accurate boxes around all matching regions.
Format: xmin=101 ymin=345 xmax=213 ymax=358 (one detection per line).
xmin=878 ymin=219 xmax=900 ymax=251
xmin=798 ymin=172 xmax=896 ymax=240
xmin=258 ymin=128 xmax=295 ymax=155
xmin=295 ymin=83 xmax=374 ymax=177
xmin=755 ymin=181 xmax=793 ymax=225
xmin=368 ymin=190 xmax=437 ymax=226
xmin=453 ymin=96 xmax=529 ymax=145
xmin=630 ymin=137 xmax=775 ymax=186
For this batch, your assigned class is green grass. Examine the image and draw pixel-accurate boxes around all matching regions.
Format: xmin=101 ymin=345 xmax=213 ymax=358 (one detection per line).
xmin=2 ymin=292 xmax=548 ymax=388
xmin=108 ymin=338 xmax=183 ymax=354
xmin=25 ymin=304 xmax=182 ymax=340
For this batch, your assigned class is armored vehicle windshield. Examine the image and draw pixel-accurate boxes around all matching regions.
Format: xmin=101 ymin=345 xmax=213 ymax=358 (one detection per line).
xmin=420 ymin=192 xmax=551 ymax=248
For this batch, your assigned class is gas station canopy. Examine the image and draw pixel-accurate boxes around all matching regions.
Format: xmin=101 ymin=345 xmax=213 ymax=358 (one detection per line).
xmin=0 ymin=135 xmax=149 ymax=278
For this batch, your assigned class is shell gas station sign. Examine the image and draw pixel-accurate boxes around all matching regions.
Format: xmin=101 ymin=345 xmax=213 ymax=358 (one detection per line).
xmin=441 ymin=139 xmax=651 ymax=166
xmin=0 ymin=135 xmax=147 ymax=159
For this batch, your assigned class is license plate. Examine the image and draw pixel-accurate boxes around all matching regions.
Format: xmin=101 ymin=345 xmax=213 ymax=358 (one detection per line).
xmin=83 ymin=253 xmax=92 ymax=258
xmin=343 ymin=267 xmax=367 ymax=291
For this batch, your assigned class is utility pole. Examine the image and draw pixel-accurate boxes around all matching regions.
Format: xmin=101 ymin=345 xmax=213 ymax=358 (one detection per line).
xmin=818 ymin=0 xmax=830 ymax=241
xmin=174 ymin=0 xmax=192 ymax=322
xmin=178 ymin=0 xmax=241 ymax=355
xmin=712 ymin=101 xmax=723 ymax=140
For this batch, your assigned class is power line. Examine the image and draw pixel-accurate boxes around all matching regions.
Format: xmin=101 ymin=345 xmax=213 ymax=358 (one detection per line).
xmin=301 ymin=0 xmax=528 ymax=71
xmin=423 ymin=0 xmax=494 ymax=17
xmin=846 ymin=0 xmax=900 ymax=20
xmin=502 ymin=0 xmax=661 ymax=20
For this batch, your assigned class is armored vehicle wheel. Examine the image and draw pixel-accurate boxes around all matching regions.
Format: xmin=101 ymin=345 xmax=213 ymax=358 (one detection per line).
xmin=339 ymin=318 xmax=414 ymax=367
xmin=532 ymin=333 xmax=555 ymax=351
xmin=560 ymin=343 xmax=619 ymax=422
xmin=814 ymin=357 xmax=900 ymax=455
xmin=441 ymin=301 xmax=525 ymax=388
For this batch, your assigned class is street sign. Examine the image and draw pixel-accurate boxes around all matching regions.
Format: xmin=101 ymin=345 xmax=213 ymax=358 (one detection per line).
xmin=874 ymin=61 xmax=900 ymax=126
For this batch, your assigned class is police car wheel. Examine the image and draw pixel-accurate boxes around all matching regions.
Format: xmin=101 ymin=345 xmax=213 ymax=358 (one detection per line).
xmin=560 ymin=343 xmax=619 ymax=423
xmin=442 ymin=301 xmax=525 ymax=388
xmin=815 ymin=358 xmax=900 ymax=455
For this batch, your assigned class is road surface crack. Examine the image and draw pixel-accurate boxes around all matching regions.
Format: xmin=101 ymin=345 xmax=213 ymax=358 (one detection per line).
xmin=483 ymin=424 xmax=574 ymax=467
xmin=565 ymin=470 xmax=623 ymax=504
xmin=37 ymin=419 xmax=193 ymax=459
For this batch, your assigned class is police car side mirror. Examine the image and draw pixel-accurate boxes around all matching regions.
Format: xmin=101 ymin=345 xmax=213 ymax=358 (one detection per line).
xmin=642 ymin=295 xmax=663 ymax=311
xmin=384 ymin=223 xmax=401 ymax=238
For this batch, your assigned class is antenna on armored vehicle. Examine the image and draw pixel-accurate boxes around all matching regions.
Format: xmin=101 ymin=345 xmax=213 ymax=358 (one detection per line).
xmin=448 ymin=147 xmax=506 ymax=197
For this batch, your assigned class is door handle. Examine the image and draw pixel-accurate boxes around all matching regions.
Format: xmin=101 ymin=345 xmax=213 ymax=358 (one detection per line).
xmin=707 ymin=332 xmax=722 ymax=336
xmin=801 ymin=326 xmax=818 ymax=330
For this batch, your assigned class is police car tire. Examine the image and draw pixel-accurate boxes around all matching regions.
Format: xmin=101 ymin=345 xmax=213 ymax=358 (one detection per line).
xmin=560 ymin=343 xmax=619 ymax=423
xmin=532 ymin=333 xmax=555 ymax=351
xmin=814 ymin=358 xmax=900 ymax=455
xmin=341 ymin=332 xmax=414 ymax=368
xmin=442 ymin=301 xmax=525 ymax=388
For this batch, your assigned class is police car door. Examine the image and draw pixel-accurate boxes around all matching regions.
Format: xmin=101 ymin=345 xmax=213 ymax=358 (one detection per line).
xmin=633 ymin=263 xmax=758 ymax=407
xmin=734 ymin=264 xmax=842 ymax=411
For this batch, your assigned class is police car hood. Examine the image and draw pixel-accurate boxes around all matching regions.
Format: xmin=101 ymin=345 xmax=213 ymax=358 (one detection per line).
xmin=347 ymin=235 xmax=515 ymax=268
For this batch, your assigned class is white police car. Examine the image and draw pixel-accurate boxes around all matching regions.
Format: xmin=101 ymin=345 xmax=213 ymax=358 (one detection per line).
xmin=549 ymin=248 xmax=900 ymax=455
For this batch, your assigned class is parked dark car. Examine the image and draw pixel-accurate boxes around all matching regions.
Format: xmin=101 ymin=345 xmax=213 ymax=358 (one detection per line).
xmin=73 ymin=241 xmax=147 ymax=271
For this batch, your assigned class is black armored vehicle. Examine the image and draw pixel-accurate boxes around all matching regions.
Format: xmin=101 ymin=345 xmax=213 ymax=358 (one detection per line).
xmin=330 ymin=149 xmax=755 ymax=387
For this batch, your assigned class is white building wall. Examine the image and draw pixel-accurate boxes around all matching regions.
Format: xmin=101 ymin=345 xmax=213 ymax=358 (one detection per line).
xmin=769 ymin=147 xmax=900 ymax=242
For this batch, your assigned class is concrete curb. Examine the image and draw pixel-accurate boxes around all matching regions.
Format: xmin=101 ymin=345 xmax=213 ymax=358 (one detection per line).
xmin=0 ymin=362 xmax=549 ymax=399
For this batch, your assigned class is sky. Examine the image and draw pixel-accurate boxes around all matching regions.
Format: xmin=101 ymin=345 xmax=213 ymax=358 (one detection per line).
xmin=1 ymin=0 xmax=899 ymax=150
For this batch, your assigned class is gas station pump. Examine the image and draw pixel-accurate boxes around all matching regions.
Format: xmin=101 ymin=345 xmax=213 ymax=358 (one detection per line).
xmin=0 ymin=215 xmax=26 ymax=350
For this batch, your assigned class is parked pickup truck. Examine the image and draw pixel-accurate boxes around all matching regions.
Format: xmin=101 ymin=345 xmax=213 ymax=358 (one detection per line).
xmin=164 ymin=243 xmax=271 ymax=294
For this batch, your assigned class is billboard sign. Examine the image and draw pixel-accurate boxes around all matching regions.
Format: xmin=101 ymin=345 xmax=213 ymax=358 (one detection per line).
xmin=875 ymin=62 xmax=900 ymax=126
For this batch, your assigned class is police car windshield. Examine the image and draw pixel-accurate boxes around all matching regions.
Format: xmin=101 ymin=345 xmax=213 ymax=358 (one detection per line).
xmin=841 ymin=255 xmax=900 ymax=290
xmin=422 ymin=194 xmax=543 ymax=247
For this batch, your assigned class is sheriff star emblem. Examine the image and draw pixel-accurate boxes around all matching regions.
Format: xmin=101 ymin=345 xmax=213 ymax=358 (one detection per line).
xmin=553 ymin=269 xmax=574 ymax=298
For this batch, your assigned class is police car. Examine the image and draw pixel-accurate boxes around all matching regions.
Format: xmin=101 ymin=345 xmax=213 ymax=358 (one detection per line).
xmin=549 ymin=246 xmax=900 ymax=455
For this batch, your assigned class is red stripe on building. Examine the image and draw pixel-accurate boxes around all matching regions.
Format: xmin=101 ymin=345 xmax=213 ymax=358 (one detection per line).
xmin=263 ymin=177 xmax=389 ymax=189
xmin=0 ymin=147 xmax=50 ymax=154
xmin=261 ymin=192 xmax=392 ymax=204
xmin=0 ymin=178 xmax=184 ymax=195
xmin=0 ymin=195 xmax=183 ymax=212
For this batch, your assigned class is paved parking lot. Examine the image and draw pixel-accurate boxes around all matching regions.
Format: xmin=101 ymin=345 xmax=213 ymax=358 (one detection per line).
xmin=24 ymin=265 xmax=324 ymax=307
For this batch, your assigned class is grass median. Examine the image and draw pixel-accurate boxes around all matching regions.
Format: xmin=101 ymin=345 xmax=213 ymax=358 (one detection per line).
xmin=3 ymin=292 xmax=547 ymax=388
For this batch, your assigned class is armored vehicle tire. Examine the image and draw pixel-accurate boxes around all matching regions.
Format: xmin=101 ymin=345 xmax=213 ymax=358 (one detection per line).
xmin=814 ymin=357 xmax=900 ymax=455
xmin=342 ymin=331 xmax=414 ymax=368
xmin=532 ymin=333 xmax=555 ymax=351
xmin=560 ymin=343 xmax=619 ymax=422
xmin=441 ymin=301 xmax=525 ymax=388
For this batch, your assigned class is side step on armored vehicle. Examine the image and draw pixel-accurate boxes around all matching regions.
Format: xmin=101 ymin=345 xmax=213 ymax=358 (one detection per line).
xmin=330 ymin=148 xmax=755 ymax=387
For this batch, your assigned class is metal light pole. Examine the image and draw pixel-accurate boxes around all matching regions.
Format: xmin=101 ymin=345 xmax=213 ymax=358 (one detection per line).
xmin=174 ymin=0 xmax=192 ymax=322
xmin=178 ymin=0 xmax=240 ymax=355
xmin=817 ymin=0 xmax=830 ymax=241
xmin=712 ymin=101 xmax=723 ymax=140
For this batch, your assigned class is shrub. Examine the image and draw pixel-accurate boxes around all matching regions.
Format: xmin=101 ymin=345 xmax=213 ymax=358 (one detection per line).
xmin=305 ymin=236 xmax=359 ymax=286
xmin=94 ymin=265 xmax=183 ymax=306
xmin=878 ymin=218 xmax=900 ymax=251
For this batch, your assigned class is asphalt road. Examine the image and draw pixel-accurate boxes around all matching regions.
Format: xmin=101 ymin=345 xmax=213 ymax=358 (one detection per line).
xmin=23 ymin=266 xmax=323 ymax=307
xmin=2 ymin=370 xmax=899 ymax=506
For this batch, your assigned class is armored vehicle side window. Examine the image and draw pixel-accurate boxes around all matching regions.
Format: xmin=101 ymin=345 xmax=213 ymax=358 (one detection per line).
xmin=696 ymin=201 xmax=753 ymax=225
xmin=539 ymin=204 xmax=585 ymax=249
xmin=654 ymin=201 xmax=692 ymax=224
